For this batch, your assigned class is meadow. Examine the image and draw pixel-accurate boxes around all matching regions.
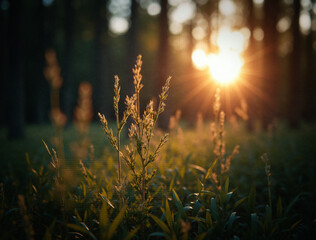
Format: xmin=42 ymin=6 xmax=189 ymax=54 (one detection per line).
xmin=1 ymin=56 xmax=316 ymax=239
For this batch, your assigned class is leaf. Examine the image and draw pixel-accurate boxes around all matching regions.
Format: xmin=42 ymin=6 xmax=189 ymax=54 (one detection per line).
xmin=148 ymin=232 xmax=168 ymax=239
xmin=78 ymin=222 xmax=90 ymax=232
xmin=188 ymin=216 xmax=205 ymax=223
xmin=193 ymin=200 xmax=202 ymax=216
xmin=172 ymin=189 xmax=186 ymax=219
xmin=42 ymin=219 xmax=56 ymax=240
xmin=210 ymin=198 xmax=218 ymax=221
xmin=75 ymin=209 xmax=82 ymax=222
xmin=81 ymin=183 xmax=86 ymax=198
xmin=226 ymin=192 xmax=233 ymax=203
xmin=25 ymin=153 xmax=31 ymax=168
xmin=224 ymin=177 xmax=230 ymax=195
xmin=248 ymin=184 xmax=256 ymax=213
xmin=206 ymin=211 xmax=213 ymax=227
xmin=165 ymin=199 xmax=173 ymax=229
xmin=227 ymin=212 xmax=236 ymax=232
xmin=200 ymin=191 xmax=216 ymax=197
xmin=205 ymin=159 xmax=217 ymax=180
xmin=99 ymin=201 xmax=108 ymax=230
xmin=189 ymin=164 xmax=206 ymax=174
xmin=66 ymin=224 xmax=97 ymax=240
xmin=108 ymin=205 xmax=127 ymax=239
xmin=168 ymin=176 xmax=175 ymax=193
xmin=123 ymin=226 xmax=140 ymax=240
xmin=233 ymin=196 xmax=247 ymax=210
xmin=195 ymin=232 xmax=207 ymax=240
xmin=284 ymin=193 xmax=306 ymax=216
xmin=290 ymin=219 xmax=302 ymax=231
xmin=150 ymin=214 xmax=171 ymax=234
xmin=250 ymin=213 xmax=257 ymax=238
xmin=264 ymin=205 xmax=272 ymax=234
xmin=42 ymin=139 xmax=53 ymax=160
xmin=184 ymin=153 xmax=192 ymax=165
xmin=99 ymin=193 xmax=115 ymax=209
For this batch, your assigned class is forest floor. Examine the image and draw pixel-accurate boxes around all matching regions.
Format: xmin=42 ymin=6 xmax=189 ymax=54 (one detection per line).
xmin=0 ymin=121 xmax=315 ymax=239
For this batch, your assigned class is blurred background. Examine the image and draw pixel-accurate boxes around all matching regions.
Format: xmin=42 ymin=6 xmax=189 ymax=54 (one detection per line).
xmin=1 ymin=0 xmax=316 ymax=139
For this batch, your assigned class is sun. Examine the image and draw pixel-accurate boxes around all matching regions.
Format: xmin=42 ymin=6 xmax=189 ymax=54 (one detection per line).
xmin=192 ymin=26 xmax=246 ymax=85
xmin=208 ymin=50 xmax=243 ymax=85
xmin=192 ymin=49 xmax=244 ymax=85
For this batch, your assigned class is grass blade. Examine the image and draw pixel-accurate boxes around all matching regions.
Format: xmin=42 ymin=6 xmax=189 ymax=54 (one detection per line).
xmin=250 ymin=213 xmax=257 ymax=239
xmin=66 ymin=223 xmax=97 ymax=240
xmin=210 ymin=198 xmax=218 ymax=221
xmin=227 ymin=212 xmax=236 ymax=232
xmin=165 ymin=199 xmax=173 ymax=229
xmin=248 ymin=184 xmax=256 ymax=213
xmin=108 ymin=205 xmax=127 ymax=239
xmin=150 ymin=214 xmax=171 ymax=234
xmin=42 ymin=139 xmax=53 ymax=161
xmin=172 ymin=189 xmax=186 ymax=219
xmin=99 ymin=193 xmax=115 ymax=209
xmin=205 ymin=159 xmax=217 ymax=180
xmin=123 ymin=226 xmax=140 ymax=240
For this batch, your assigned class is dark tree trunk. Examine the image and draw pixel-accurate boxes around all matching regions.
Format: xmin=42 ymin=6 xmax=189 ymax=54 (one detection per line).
xmin=35 ymin=0 xmax=52 ymax=123
xmin=262 ymin=0 xmax=280 ymax=129
xmin=127 ymin=0 xmax=139 ymax=96
xmin=94 ymin=0 xmax=111 ymax=118
xmin=156 ymin=0 xmax=170 ymax=130
xmin=288 ymin=0 xmax=301 ymax=128
xmin=184 ymin=20 xmax=197 ymax=125
xmin=124 ymin=0 xmax=139 ymax=134
xmin=302 ymin=4 xmax=315 ymax=122
xmin=63 ymin=0 xmax=75 ymax=121
xmin=0 ymin=5 xmax=9 ymax=126
xmin=244 ymin=0 xmax=255 ymax=131
xmin=7 ymin=0 xmax=24 ymax=139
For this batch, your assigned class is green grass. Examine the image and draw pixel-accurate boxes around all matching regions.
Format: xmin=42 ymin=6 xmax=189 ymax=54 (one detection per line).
xmin=0 ymin=121 xmax=315 ymax=239
xmin=1 ymin=55 xmax=315 ymax=239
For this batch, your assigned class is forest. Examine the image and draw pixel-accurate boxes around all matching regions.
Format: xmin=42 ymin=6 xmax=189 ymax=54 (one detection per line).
xmin=0 ymin=0 xmax=316 ymax=239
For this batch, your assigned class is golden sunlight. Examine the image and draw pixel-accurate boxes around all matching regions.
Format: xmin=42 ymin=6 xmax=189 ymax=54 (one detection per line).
xmin=192 ymin=49 xmax=208 ymax=70
xmin=208 ymin=50 xmax=243 ymax=85
xmin=192 ymin=26 xmax=246 ymax=85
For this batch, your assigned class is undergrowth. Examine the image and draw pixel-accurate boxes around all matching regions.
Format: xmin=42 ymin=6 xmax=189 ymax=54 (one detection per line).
xmin=0 ymin=55 xmax=315 ymax=239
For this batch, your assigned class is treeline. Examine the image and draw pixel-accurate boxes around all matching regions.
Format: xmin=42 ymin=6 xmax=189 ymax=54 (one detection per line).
xmin=1 ymin=0 xmax=316 ymax=139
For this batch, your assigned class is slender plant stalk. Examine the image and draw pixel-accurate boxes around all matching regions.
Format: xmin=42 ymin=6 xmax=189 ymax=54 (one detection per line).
xmin=262 ymin=153 xmax=272 ymax=209
xmin=116 ymin=115 xmax=121 ymax=185
xmin=114 ymin=75 xmax=122 ymax=185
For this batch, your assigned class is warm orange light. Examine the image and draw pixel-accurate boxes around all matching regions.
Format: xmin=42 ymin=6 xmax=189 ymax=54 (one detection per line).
xmin=192 ymin=49 xmax=208 ymax=70
xmin=192 ymin=27 xmax=246 ymax=85
xmin=208 ymin=50 xmax=243 ymax=85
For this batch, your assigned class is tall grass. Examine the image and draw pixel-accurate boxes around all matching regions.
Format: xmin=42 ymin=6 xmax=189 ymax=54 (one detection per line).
xmin=0 ymin=55 xmax=315 ymax=239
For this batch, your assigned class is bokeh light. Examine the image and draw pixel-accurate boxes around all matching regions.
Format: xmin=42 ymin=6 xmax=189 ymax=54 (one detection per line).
xmin=147 ymin=2 xmax=161 ymax=16
xmin=192 ymin=49 xmax=208 ymax=70
xmin=109 ymin=16 xmax=129 ymax=35
xmin=219 ymin=0 xmax=236 ymax=16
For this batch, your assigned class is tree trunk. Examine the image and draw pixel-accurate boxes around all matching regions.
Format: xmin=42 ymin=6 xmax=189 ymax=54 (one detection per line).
xmin=244 ymin=0 xmax=255 ymax=131
xmin=94 ymin=0 xmax=111 ymax=119
xmin=7 ymin=0 xmax=24 ymax=139
xmin=127 ymin=0 xmax=139 ymax=96
xmin=63 ymin=0 xmax=75 ymax=121
xmin=302 ymin=4 xmax=315 ymax=122
xmin=262 ymin=0 xmax=280 ymax=129
xmin=156 ymin=0 xmax=170 ymax=130
xmin=288 ymin=0 xmax=301 ymax=128
xmin=0 ymin=5 xmax=9 ymax=127
xmin=36 ymin=0 xmax=52 ymax=123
